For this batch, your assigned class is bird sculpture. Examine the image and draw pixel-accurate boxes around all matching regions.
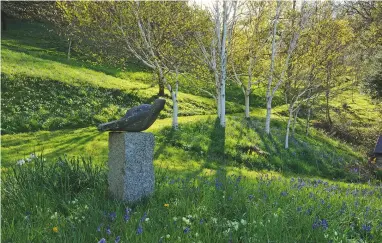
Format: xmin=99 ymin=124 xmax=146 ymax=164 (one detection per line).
xmin=97 ymin=99 xmax=166 ymax=132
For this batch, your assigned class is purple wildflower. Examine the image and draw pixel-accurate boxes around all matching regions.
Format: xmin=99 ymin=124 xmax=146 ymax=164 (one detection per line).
xmin=136 ymin=224 xmax=143 ymax=235
xmin=124 ymin=208 xmax=132 ymax=222
xmin=183 ymin=227 xmax=190 ymax=234
xmin=280 ymin=191 xmax=288 ymax=197
xmin=98 ymin=238 xmax=106 ymax=243
xmin=106 ymin=226 xmax=111 ymax=235
xmin=109 ymin=212 xmax=117 ymax=221
xmin=362 ymin=224 xmax=372 ymax=233
xmin=140 ymin=212 xmax=147 ymax=222
xmin=115 ymin=236 xmax=121 ymax=243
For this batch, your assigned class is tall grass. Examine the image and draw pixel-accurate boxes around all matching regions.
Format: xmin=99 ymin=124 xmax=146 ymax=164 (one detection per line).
xmin=2 ymin=156 xmax=381 ymax=242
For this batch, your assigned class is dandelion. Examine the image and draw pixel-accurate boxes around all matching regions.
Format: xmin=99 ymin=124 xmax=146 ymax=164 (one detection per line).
xmin=52 ymin=226 xmax=58 ymax=233
xmin=98 ymin=238 xmax=106 ymax=243
xmin=164 ymin=203 xmax=169 ymax=207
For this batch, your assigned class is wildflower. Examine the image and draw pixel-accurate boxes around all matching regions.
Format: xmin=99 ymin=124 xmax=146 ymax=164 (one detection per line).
xmin=50 ymin=212 xmax=58 ymax=219
xmin=199 ymin=219 xmax=204 ymax=224
xmin=195 ymin=232 xmax=199 ymax=237
xmin=26 ymin=157 xmax=32 ymax=162
xmin=240 ymin=219 xmax=247 ymax=225
xmin=140 ymin=212 xmax=147 ymax=222
xmin=280 ymin=191 xmax=288 ymax=197
xmin=52 ymin=226 xmax=58 ymax=233
xmin=183 ymin=227 xmax=190 ymax=234
xmin=145 ymin=218 xmax=150 ymax=222
xmin=97 ymin=224 xmax=102 ymax=232
xmin=30 ymin=153 xmax=37 ymax=159
xmin=16 ymin=159 xmax=25 ymax=166
xmin=124 ymin=208 xmax=131 ymax=222
xmin=98 ymin=238 xmax=106 ymax=243
xmin=115 ymin=236 xmax=121 ymax=243
xmin=106 ymin=226 xmax=111 ymax=235
xmin=362 ymin=224 xmax=372 ymax=233
xmin=248 ymin=194 xmax=254 ymax=200
xmin=136 ymin=224 xmax=143 ymax=235
xmin=182 ymin=217 xmax=191 ymax=225
xmin=211 ymin=217 xmax=218 ymax=224
xmin=166 ymin=234 xmax=170 ymax=238
xmin=164 ymin=203 xmax=169 ymax=207
xmin=173 ymin=217 xmax=178 ymax=222
xmin=109 ymin=212 xmax=117 ymax=221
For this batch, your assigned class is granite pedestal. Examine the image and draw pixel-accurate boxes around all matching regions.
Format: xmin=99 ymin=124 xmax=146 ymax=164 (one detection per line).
xmin=108 ymin=132 xmax=155 ymax=202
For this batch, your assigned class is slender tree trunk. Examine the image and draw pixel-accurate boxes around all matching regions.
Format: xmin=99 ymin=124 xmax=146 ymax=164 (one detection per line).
xmin=158 ymin=71 xmax=165 ymax=97
xmin=285 ymin=107 xmax=293 ymax=149
xmin=265 ymin=96 xmax=272 ymax=134
xmin=306 ymin=107 xmax=311 ymax=136
xmin=325 ymin=63 xmax=332 ymax=127
xmin=219 ymin=1 xmax=228 ymax=128
xmin=171 ymin=85 xmax=178 ymax=129
xmin=216 ymin=86 xmax=221 ymax=118
xmin=245 ymin=91 xmax=250 ymax=118
xmin=292 ymin=106 xmax=300 ymax=136
xmin=265 ymin=0 xmax=281 ymax=134
xmin=67 ymin=39 xmax=72 ymax=60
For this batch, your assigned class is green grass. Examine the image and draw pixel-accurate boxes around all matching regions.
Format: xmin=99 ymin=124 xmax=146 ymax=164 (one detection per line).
xmin=2 ymin=113 xmax=370 ymax=182
xmin=2 ymin=155 xmax=381 ymax=243
xmin=2 ymin=19 xmax=382 ymax=243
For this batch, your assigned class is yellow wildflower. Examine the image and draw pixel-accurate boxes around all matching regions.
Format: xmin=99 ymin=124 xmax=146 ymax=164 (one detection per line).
xmin=164 ymin=203 xmax=169 ymax=207
xmin=52 ymin=227 xmax=58 ymax=233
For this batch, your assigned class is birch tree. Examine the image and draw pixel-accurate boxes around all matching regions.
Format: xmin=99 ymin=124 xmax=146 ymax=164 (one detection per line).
xmin=265 ymin=0 xmax=310 ymax=135
xmin=193 ymin=0 xmax=238 ymax=127
xmin=231 ymin=1 xmax=271 ymax=118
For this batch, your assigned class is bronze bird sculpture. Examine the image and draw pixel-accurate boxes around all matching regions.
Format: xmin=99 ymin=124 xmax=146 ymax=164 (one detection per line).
xmin=97 ymin=99 xmax=166 ymax=132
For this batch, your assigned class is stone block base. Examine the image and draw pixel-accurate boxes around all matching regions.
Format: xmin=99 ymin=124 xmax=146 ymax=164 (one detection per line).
xmin=108 ymin=132 xmax=155 ymax=202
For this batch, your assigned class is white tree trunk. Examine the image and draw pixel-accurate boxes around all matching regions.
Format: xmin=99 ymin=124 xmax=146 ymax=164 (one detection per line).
xmin=245 ymin=91 xmax=250 ymax=118
xmin=285 ymin=107 xmax=293 ymax=149
xmin=219 ymin=1 xmax=229 ymax=127
xmin=67 ymin=39 xmax=72 ymax=60
xmin=306 ymin=107 xmax=311 ymax=136
xmin=292 ymin=106 xmax=300 ymax=136
xmin=171 ymin=88 xmax=178 ymax=129
xmin=265 ymin=0 xmax=281 ymax=134
xmin=265 ymin=96 xmax=272 ymax=134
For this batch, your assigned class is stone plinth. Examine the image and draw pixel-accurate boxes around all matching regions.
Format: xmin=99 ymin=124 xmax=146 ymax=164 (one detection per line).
xmin=108 ymin=132 xmax=155 ymax=202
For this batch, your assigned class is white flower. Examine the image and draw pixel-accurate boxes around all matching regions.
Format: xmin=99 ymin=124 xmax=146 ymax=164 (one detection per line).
xmin=26 ymin=158 xmax=32 ymax=162
xmin=240 ymin=219 xmax=247 ymax=225
xmin=211 ymin=217 xmax=217 ymax=224
xmin=166 ymin=234 xmax=170 ymax=239
xmin=84 ymin=205 xmax=89 ymax=210
xmin=16 ymin=159 xmax=25 ymax=166
xmin=30 ymin=153 xmax=37 ymax=158
xmin=232 ymin=221 xmax=239 ymax=231
xmin=50 ymin=212 xmax=58 ymax=219
xmin=173 ymin=217 xmax=178 ymax=221
xmin=182 ymin=217 xmax=191 ymax=225
xmin=195 ymin=232 xmax=199 ymax=237
xmin=145 ymin=218 xmax=150 ymax=222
